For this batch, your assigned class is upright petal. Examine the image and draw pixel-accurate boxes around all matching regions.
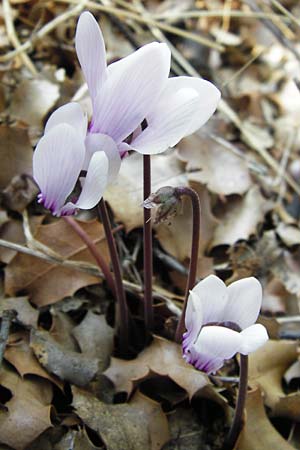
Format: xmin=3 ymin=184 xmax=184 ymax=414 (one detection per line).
xmin=33 ymin=124 xmax=85 ymax=216
xmin=84 ymin=133 xmax=121 ymax=182
xmin=223 ymin=277 xmax=263 ymax=329
xmin=131 ymin=77 xmax=220 ymax=155
xmin=183 ymin=291 xmax=203 ymax=353
xmin=191 ymin=275 xmax=228 ymax=325
xmin=45 ymin=102 xmax=87 ymax=139
xmin=61 ymin=151 xmax=109 ymax=215
xmin=187 ymin=326 xmax=242 ymax=373
xmin=91 ymin=42 xmax=171 ymax=142
xmin=75 ymin=12 xmax=107 ymax=101
xmin=239 ymin=324 xmax=268 ymax=355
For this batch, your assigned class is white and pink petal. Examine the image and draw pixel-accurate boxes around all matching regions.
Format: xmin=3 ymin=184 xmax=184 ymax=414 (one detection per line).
xmin=45 ymin=102 xmax=87 ymax=139
xmin=239 ymin=324 xmax=269 ymax=355
xmin=84 ymin=133 xmax=121 ymax=182
xmin=183 ymin=290 xmax=203 ymax=353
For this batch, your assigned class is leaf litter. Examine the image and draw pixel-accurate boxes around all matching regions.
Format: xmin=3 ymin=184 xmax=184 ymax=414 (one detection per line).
xmin=1 ymin=0 xmax=300 ymax=448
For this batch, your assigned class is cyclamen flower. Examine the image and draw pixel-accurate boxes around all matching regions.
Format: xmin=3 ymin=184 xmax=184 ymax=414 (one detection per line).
xmin=183 ymin=275 xmax=268 ymax=374
xmin=33 ymin=11 xmax=220 ymax=216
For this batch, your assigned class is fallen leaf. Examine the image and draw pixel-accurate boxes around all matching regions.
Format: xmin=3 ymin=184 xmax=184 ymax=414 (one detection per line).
xmin=5 ymin=218 xmax=110 ymax=306
xmin=72 ymin=311 xmax=114 ymax=371
xmin=0 ymin=126 xmax=33 ymax=190
xmin=210 ymin=186 xmax=273 ymax=248
xmin=53 ymin=429 xmax=100 ymax=450
xmin=105 ymin=152 xmax=186 ymax=231
xmin=276 ymin=223 xmax=300 ymax=247
xmin=72 ymin=386 xmax=170 ymax=450
xmin=0 ymin=365 xmax=52 ymax=450
xmin=9 ymin=78 xmax=60 ymax=127
xmin=237 ymin=387 xmax=294 ymax=450
xmin=30 ymin=329 xmax=98 ymax=386
xmin=104 ymin=336 xmax=225 ymax=404
xmin=0 ymin=296 xmax=38 ymax=328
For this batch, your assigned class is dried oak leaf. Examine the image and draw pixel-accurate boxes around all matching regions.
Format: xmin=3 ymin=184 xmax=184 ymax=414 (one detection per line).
xmin=72 ymin=387 xmax=170 ymax=450
xmin=0 ymin=296 xmax=38 ymax=327
xmin=236 ymin=387 xmax=294 ymax=450
xmin=104 ymin=336 xmax=224 ymax=404
xmin=248 ymin=340 xmax=300 ymax=420
xmin=105 ymin=152 xmax=187 ymax=231
xmin=30 ymin=328 xmax=98 ymax=386
xmin=0 ymin=126 xmax=33 ymax=190
xmin=5 ymin=218 xmax=109 ymax=306
xmin=177 ymin=130 xmax=251 ymax=196
xmin=0 ymin=365 xmax=52 ymax=450
xmin=9 ymin=78 xmax=60 ymax=127
xmin=4 ymin=331 xmax=62 ymax=389
xmin=53 ymin=429 xmax=99 ymax=450
xmin=72 ymin=311 xmax=114 ymax=371
xmin=210 ymin=186 xmax=273 ymax=248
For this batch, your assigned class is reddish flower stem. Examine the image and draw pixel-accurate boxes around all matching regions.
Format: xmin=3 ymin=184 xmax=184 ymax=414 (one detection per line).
xmin=174 ymin=186 xmax=201 ymax=343
xmin=63 ymin=216 xmax=116 ymax=296
xmin=143 ymin=154 xmax=154 ymax=333
xmin=222 ymin=354 xmax=248 ymax=450
xmin=98 ymin=199 xmax=129 ymax=356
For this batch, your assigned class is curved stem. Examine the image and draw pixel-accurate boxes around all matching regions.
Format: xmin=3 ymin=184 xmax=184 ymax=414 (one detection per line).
xmin=63 ymin=216 xmax=116 ymax=296
xmin=223 ymin=354 xmax=248 ymax=450
xmin=174 ymin=186 xmax=201 ymax=343
xmin=143 ymin=154 xmax=153 ymax=333
xmin=97 ymin=199 xmax=129 ymax=356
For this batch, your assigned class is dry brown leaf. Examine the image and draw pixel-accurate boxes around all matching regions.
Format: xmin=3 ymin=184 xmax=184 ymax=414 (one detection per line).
xmin=30 ymin=329 xmax=99 ymax=387
xmin=276 ymin=223 xmax=300 ymax=247
xmin=177 ymin=132 xmax=251 ymax=196
xmin=248 ymin=340 xmax=300 ymax=420
xmin=236 ymin=387 xmax=294 ymax=450
xmin=0 ymin=296 xmax=38 ymax=328
xmin=104 ymin=336 xmax=225 ymax=404
xmin=53 ymin=429 xmax=99 ymax=450
xmin=5 ymin=218 xmax=109 ymax=306
xmin=156 ymin=182 xmax=218 ymax=260
xmin=0 ymin=365 xmax=52 ymax=450
xmin=72 ymin=311 xmax=114 ymax=371
xmin=105 ymin=152 xmax=186 ymax=231
xmin=9 ymin=78 xmax=60 ymax=127
xmin=210 ymin=186 xmax=273 ymax=248
xmin=0 ymin=126 xmax=33 ymax=190
xmin=72 ymin=386 xmax=170 ymax=450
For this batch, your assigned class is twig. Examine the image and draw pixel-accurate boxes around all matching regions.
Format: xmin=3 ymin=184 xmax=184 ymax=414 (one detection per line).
xmin=2 ymin=0 xmax=37 ymax=74
xmin=152 ymin=10 xmax=288 ymax=22
xmin=0 ymin=310 xmax=16 ymax=368
xmin=270 ymin=0 xmax=300 ymax=29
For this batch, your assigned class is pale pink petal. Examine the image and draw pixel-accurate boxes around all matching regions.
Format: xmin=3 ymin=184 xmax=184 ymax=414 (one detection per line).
xmin=33 ymin=124 xmax=85 ymax=216
xmin=224 ymin=278 xmax=263 ymax=329
xmin=84 ymin=133 xmax=121 ymax=182
xmin=131 ymin=77 xmax=220 ymax=155
xmin=75 ymin=12 xmax=107 ymax=101
xmin=239 ymin=324 xmax=269 ymax=355
xmin=91 ymin=42 xmax=170 ymax=142
xmin=191 ymin=275 xmax=228 ymax=325
xmin=45 ymin=102 xmax=87 ymax=139
xmin=186 ymin=325 xmax=242 ymax=374
xmin=183 ymin=290 xmax=203 ymax=353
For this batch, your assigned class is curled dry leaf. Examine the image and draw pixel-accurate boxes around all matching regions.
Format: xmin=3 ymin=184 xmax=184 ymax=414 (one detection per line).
xmin=72 ymin=311 xmax=114 ymax=372
xmin=0 ymin=365 xmax=52 ymax=450
xmin=0 ymin=126 xmax=33 ymax=190
xmin=5 ymin=219 xmax=109 ymax=306
xmin=248 ymin=340 xmax=300 ymax=420
xmin=0 ymin=296 xmax=38 ymax=328
xmin=210 ymin=186 xmax=273 ymax=248
xmin=105 ymin=152 xmax=186 ymax=231
xmin=72 ymin=386 xmax=170 ymax=450
xmin=236 ymin=387 xmax=295 ymax=450
xmin=9 ymin=78 xmax=60 ymax=127
xmin=104 ymin=336 xmax=225 ymax=404
xmin=53 ymin=429 xmax=100 ymax=450
xmin=30 ymin=329 xmax=98 ymax=387
xmin=177 ymin=130 xmax=251 ymax=196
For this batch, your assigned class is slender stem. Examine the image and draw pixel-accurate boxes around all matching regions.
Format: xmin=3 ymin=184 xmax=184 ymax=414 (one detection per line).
xmin=63 ymin=216 xmax=116 ymax=296
xmin=175 ymin=187 xmax=201 ymax=343
xmin=223 ymin=354 xmax=249 ymax=450
xmin=143 ymin=154 xmax=153 ymax=333
xmin=97 ymin=199 xmax=129 ymax=356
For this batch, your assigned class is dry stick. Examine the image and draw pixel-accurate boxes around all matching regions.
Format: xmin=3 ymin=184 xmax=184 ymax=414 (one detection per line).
xmin=143 ymin=155 xmax=153 ymax=334
xmin=98 ymin=199 xmax=129 ymax=356
xmin=175 ymin=187 xmax=200 ymax=343
xmin=223 ymin=355 xmax=249 ymax=450
xmin=63 ymin=216 xmax=116 ymax=297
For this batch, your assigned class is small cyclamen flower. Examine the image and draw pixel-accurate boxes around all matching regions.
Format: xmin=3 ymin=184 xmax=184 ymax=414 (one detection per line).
xmin=183 ymin=275 xmax=269 ymax=374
